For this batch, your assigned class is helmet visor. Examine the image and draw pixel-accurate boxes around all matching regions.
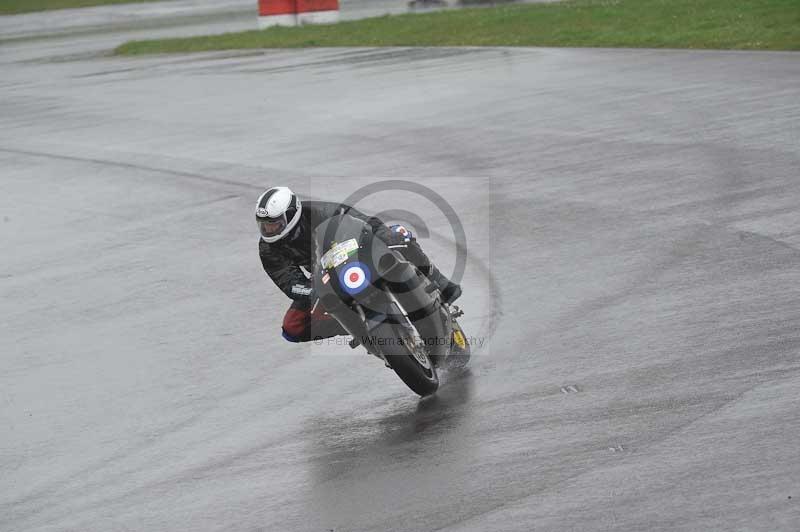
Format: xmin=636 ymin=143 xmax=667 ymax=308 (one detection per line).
xmin=258 ymin=214 xmax=287 ymax=239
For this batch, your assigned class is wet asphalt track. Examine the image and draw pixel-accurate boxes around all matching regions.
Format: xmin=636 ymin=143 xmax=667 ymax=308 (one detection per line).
xmin=2 ymin=3 xmax=800 ymax=532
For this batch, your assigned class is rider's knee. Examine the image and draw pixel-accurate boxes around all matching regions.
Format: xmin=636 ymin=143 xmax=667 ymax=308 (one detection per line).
xmin=282 ymin=308 xmax=309 ymax=343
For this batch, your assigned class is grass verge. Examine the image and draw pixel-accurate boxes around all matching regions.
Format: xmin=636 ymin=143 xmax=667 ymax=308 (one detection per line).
xmin=115 ymin=0 xmax=800 ymax=54
xmin=0 ymin=0 xmax=168 ymax=16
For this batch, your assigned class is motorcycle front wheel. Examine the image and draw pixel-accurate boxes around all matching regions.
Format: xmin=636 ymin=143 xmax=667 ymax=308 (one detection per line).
xmin=373 ymin=322 xmax=439 ymax=397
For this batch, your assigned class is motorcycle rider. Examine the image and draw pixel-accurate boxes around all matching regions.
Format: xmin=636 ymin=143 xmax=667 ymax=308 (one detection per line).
xmin=256 ymin=186 xmax=462 ymax=343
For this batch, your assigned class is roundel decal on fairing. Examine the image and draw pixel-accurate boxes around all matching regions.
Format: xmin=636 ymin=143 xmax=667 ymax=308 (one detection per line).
xmin=339 ymin=262 xmax=371 ymax=295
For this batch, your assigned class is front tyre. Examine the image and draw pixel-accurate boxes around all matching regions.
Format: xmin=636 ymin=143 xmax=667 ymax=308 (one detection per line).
xmin=372 ymin=322 xmax=439 ymax=397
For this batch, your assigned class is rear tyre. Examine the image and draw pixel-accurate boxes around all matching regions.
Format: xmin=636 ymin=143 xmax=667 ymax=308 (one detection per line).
xmin=372 ymin=322 xmax=439 ymax=397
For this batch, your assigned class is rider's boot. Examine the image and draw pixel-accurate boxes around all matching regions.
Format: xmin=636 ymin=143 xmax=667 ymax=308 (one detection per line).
xmin=424 ymin=264 xmax=462 ymax=306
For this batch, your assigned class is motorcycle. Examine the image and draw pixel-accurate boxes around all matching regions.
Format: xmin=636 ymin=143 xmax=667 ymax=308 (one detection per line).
xmin=312 ymin=213 xmax=470 ymax=397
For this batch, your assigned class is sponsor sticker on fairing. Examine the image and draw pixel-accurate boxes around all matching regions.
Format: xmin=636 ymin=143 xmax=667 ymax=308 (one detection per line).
xmin=321 ymin=239 xmax=359 ymax=269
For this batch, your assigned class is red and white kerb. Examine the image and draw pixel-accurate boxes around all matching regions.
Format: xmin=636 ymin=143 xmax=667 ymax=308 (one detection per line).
xmin=258 ymin=0 xmax=339 ymax=28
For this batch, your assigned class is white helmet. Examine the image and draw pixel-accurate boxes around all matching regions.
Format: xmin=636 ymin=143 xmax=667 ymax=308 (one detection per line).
xmin=255 ymin=187 xmax=303 ymax=243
